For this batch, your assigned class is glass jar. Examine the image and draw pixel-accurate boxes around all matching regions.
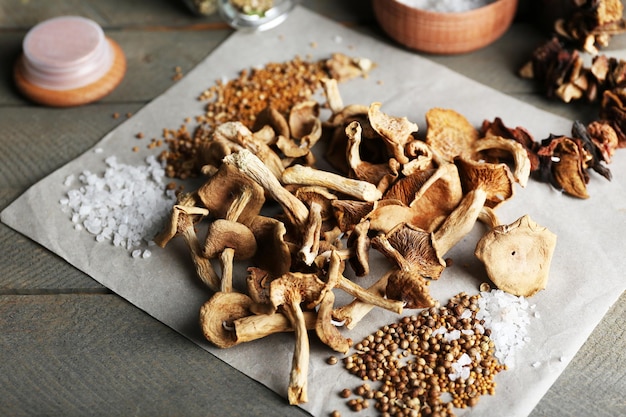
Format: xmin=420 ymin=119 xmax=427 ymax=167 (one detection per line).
xmin=218 ymin=0 xmax=296 ymax=31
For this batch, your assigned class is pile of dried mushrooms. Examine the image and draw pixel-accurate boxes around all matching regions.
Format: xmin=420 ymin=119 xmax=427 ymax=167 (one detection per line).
xmin=519 ymin=0 xmax=626 ymax=198
xmin=155 ymin=80 xmax=557 ymax=405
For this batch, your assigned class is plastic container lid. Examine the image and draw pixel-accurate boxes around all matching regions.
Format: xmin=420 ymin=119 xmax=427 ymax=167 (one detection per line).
xmin=14 ymin=15 xmax=126 ymax=107
xmin=22 ymin=16 xmax=114 ymax=91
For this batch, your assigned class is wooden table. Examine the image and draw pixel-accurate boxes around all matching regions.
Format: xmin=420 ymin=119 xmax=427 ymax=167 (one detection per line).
xmin=1 ymin=1 xmax=624 ymax=416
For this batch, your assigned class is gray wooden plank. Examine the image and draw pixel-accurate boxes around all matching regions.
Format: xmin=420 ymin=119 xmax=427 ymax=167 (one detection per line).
xmin=0 ymin=294 xmax=312 ymax=417
xmin=0 ymin=293 xmax=624 ymax=417
xmin=530 ymin=291 xmax=626 ymax=417
xmin=0 ymin=0 xmax=222 ymax=29
xmin=0 ymin=0 xmax=372 ymax=29
xmin=0 ymin=30 xmax=231 ymax=106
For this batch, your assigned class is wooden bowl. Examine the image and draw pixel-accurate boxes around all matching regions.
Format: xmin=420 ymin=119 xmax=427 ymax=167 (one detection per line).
xmin=372 ymin=0 xmax=519 ymax=54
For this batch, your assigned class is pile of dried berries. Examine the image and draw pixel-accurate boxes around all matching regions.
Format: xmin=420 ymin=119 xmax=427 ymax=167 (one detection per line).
xmin=158 ymin=53 xmax=373 ymax=179
xmin=339 ymin=292 xmax=506 ymax=417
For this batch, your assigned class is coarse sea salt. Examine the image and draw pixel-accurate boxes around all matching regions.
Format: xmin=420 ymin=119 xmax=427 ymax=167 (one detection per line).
xmin=59 ymin=154 xmax=177 ymax=258
xmin=397 ymin=0 xmax=496 ymax=12
xmin=476 ymin=289 xmax=534 ymax=368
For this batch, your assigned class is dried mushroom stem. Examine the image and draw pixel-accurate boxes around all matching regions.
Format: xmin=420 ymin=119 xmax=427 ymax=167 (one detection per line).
xmin=299 ymin=201 xmax=323 ymax=266
xmin=432 ymin=188 xmax=488 ymax=256
xmin=282 ymin=164 xmax=383 ymax=202
xmin=282 ymin=298 xmax=309 ymax=405
xmin=223 ymin=149 xmax=309 ymax=227
xmin=316 ymin=290 xmax=352 ymax=354
xmin=332 ymin=271 xmax=392 ymax=329
xmin=269 ymin=272 xmax=330 ymax=405
xmin=337 ymin=274 xmax=403 ymax=314
xmin=219 ymin=248 xmax=235 ymax=292
xmin=234 ymin=311 xmax=317 ymax=344
xmin=199 ymin=291 xmax=317 ymax=347
xmin=325 ymin=250 xmax=404 ymax=315
xmin=155 ymin=202 xmax=221 ymax=291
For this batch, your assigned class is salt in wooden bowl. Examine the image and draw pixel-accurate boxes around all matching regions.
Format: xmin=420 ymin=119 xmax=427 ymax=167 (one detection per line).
xmin=372 ymin=0 xmax=519 ymax=54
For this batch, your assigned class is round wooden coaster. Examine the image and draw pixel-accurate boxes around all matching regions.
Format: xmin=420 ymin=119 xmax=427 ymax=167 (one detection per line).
xmin=14 ymin=37 xmax=126 ymax=107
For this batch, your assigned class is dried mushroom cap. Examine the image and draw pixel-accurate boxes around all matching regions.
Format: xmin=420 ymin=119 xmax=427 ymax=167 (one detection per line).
xmin=402 ymin=139 xmax=436 ymax=176
xmin=425 ymin=108 xmax=479 ymax=162
xmin=472 ymin=135 xmax=532 ymax=187
xmin=537 ymin=136 xmax=590 ymax=199
xmin=315 ymin=251 xmax=352 ymax=354
xmin=204 ymin=219 xmax=257 ymax=259
xmin=587 ymin=120 xmax=619 ymax=163
xmin=196 ymin=163 xmax=265 ymax=225
xmin=475 ymin=215 xmax=557 ymax=297
xmin=368 ymin=102 xmax=418 ymax=164
xmin=246 ymin=267 xmax=272 ymax=305
xmin=345 ymin=120 xmax=399 ymax=190
xmin=383 ymin=162 xmax=463 ymax=232
xmin=331 ymin=199 xmax=376 ymax=233
xmin=289 ymin=100 xmax=320 ymax=140
xmin=199 ymin=291 xmax=253 ymax=348
xmin=247 ymin=215 xmax=291 ymax=277
xmin=455 ymin=157 xmax=516 ymax=208
xmin=325 ymin=52 xmax=375 ymax=83
xmin=371 ymin=223 xmax=443 ymax=308
xmin=253 ymin=106 xmax=290 ymax=139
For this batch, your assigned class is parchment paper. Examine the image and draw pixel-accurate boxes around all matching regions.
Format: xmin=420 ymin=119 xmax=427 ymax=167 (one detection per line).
xmin=2 ymin=7 xmax=625 ymax=417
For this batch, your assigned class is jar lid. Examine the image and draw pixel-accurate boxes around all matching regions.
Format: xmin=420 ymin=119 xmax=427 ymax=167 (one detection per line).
xmin=22 ymin=16 xmax=114 ymax=90
xmin=14 ymin=16 xmax=126 ymax=107
xmin=218 ymin=0 xmax=295 ymax=31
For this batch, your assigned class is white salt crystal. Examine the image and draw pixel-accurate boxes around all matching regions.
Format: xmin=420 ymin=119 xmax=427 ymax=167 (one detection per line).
xmin=397 ymin=0 xmax=496 ymax=13
xmin=63 ymin=174 xmax=75 ymax=186
xmin=477 ymin=289 xmax=534 ymax=369
xmin=532 ymin=361 xmax=541 ymax=368
xmin=448 ymin=353 xmax=472 ymax=381
xmin=131 ymin=249 xmax=142 ymax=258
xmin=59 ymin=154 xmax=177 ymax=258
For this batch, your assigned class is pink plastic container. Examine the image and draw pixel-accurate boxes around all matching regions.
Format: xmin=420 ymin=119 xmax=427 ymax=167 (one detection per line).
xmin=14 ymin=16 xmax=126 ymax=107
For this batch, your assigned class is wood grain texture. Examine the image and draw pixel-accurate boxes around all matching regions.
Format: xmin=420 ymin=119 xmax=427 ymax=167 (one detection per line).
xmin=0 ymin=1 xmax=625 ymax=416
xmin=0 ymin=295 xmax=312 ymax=417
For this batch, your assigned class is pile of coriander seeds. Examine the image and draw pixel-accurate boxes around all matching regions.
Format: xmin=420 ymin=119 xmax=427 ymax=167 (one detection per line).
xmin=338 ymin=292 xmax=507 ymax=417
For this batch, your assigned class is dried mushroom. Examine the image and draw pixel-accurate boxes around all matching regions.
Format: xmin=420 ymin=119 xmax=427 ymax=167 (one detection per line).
xmin=554 ymin=0 xmax=626 ymax=54
xmin=425 ymin=107 xmax=479 ymax=162
xmin=154 ymin=193 xmax=220 ymax=291
xmin=371 ymin=223 xmax=443 ymax=309
xmin=475 ymin=210 xmax=557 ymax=297
xmin=199 ymin=291 xmax=317 ymax=348
xmin=158 ymin=74 xmax=564 ymax=409
xmin=368 ymin=101 xmax=418 ymax=164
